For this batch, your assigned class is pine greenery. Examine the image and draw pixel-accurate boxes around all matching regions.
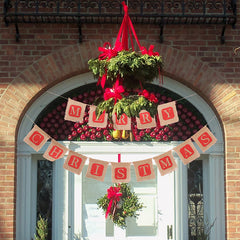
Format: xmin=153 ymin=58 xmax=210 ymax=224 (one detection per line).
xmin=34 ymin=215 xmax=48 ymax=240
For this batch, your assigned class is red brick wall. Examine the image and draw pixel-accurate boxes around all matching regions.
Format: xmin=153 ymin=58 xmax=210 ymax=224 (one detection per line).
xmin=0 ymin=1 xmax=240 ymax=239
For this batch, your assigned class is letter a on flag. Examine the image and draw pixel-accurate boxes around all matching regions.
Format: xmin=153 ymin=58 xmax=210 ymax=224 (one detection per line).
xmin=157 ymin=101 xmax=179 ymax=126
xmin=88 ymin=105 xmax=108 ymax=128
xmin=136 ymin=110 xmax=156 ymax=129
xmin=133 ymin=159 xmax=155 ymax=182
xmin=112 ymin=113 xmax=131 ymax=130
xmin=64 ymin=98 xmax=86 ymax=123
xmin=153 ymin=151 xmax=177 ymax=176
xmin=191 ymin=126 xmax=217 ymax=152
xmin=43 ymin=140 xmax=68 ymax=162
xmin=174 ymin=139 xmax=200 ymax=165
xmin=63 ymin=151 xmax=87 ymax=175
xmin=24 ymin=125 xmax=50 ymax=152
xmin=86 ymin=158 xmax=109 ymax=181
xmin=111 ymin=162 xmax=131 ymax=183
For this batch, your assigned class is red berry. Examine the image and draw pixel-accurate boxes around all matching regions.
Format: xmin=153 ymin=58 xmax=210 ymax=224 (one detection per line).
xmin=53 ymin=134 xmax=58 ymax=140
xmin=60 ymin=134 xmax=66 ymax=140
xmin=78 ymin=94 xmax=83 ymax=101
xmin=168 ymin=131 xmax=174 ymax=137
xmin=107 ymin=123 xmax=113 ymax=129
xmin=150 ymin=131 xmax=156 ymax=138
xmin=177 ymin=131 xmax=183 ymax=137
xmin=40 ymin=122 xmax=45 ymax=128
xmin=103 ymin=129 xmax=109 ymax=136
xmin=83 ymin=125 xmax=88 ymax=131
xmin=91 ymin=128 xmax=96 ymax=134
xmin=145 ymin=128 xmax=151 ymax=134
xmin=161 ymin=95 xmax=167 ymax=101
xmin=43 ymin=117 xmax=49 ymax=122
xmin=187 ymin=111 xmax=193 ymax=117
xmin=191 ymin=115 xmax=197 ymax=121
xmin=154 ymin=127 xmax=160 ymax=132
xmin=172 ymin=136 xmax=179 ymax=141
xmin=83 ymin=92 xmax=89 ymax=98
xmin=90 ymin=90 xmax=96 ymax=97
xmin=195 ymin=120 xmax=201 ymax=126
xmin=135 ymin=135 xmax=141 ymax=141
xmin=182 ymin=135 xmax=188 ymax=141
xmin=72 ymin=131 xmax=77 ymax=137
xmin=164 ymin=127 xmax=170 ymax=133
xmin=185 ymin=118 xmax=191 ymax=124
xmin=74 ymin=122 xmax=80 ymax=129
xmin=68 ymin=135 xmax=73 ymax=140
xmin=52 ymin=109 xmax=57 ymax=115
xmin=189 ymin=123 xmax=194 ymax=129
xmin=77 ymin=127 xmax=83 ymax=134
xmin=47 ymin=113 xmax=53 ymax=118
xmin=90 ymin=134 xmax=96 ymax=140
xmin=96 ymin=127 xmax=102 ymax=132
xmin=106 ymin=135 xmax=112 ymax=141
xmin=155 ymin=134 xmax=161 ymax=140
xmin=57 ymin=128 xmax=63 ymax=134
xmin=57 ymin=105 xmax=62 ymax=111
xmin=96 ymin=132 xmax=102 ymax=138
xmin=183 ymin=108 xmax=188 ymax=113
xmin=62 ymin=102 xmax=67 ymax=108
xmin=72 ymin=97 xmax=78 ymax=101
xmin=181 ymin=114 xmax=187 ymax=120
xmin=97 ymin=89 xmax=103 ymax=95
xmin=159 ymin=130 xmax=164 ymax=136
xmin=182 ymin=126 xmax=187 ymax=131
xmin=54 ymin=123 xmax=59 ymax=129
xmin=167 ymin=97 xmax=172 ymax=102
xmin=173 ymin=126 xmax=179 ymax=132
xmin=177 ymin=103 xmax=183 ymax=109
xmin=80 ymin=134 xmax=86 ymax=140
xmin=85 ymin=131 xmax=90 ymax=137
xmin=139 ymin=131 xmax=145 ymax=137
xmin=163 ymin=135 xmax=168 ymax=141
xmin=186 ymin=130 xmax=192 ymax=136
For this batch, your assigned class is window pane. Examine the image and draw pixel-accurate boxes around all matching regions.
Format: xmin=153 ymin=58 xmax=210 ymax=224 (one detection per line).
xmin=37 ymin=160 xmax=53 ymax=240
xmin=188 ymin=160 xmax=204 ymax=240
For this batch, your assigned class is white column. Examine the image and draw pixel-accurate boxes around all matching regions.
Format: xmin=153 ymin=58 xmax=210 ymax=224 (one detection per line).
xmin=16 ymin=153 xmax=33 ymax=240
xmin=208 ymin=153 xmax=225 ymax=240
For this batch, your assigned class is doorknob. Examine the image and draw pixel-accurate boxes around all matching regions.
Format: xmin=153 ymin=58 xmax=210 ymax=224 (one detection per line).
xmin=167 ymin=225 xmax=173 ymax=239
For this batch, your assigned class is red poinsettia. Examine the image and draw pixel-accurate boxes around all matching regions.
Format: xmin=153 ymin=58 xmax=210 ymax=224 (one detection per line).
xmin=104 ymin=80 xmax=125 ymax=104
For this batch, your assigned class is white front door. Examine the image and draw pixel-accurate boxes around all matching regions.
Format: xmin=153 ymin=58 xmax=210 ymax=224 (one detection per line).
xmin=72 ymin=152 xmax=175 ymax=240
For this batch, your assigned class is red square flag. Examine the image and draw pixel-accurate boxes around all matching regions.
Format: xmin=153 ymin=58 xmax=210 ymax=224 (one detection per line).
xmin=133 ymin=159 xmax=155 ymax=182
xmin=64 ymin=98 xmax=86 ymax=123
xmin=174 ymin=139 xmax=200 ymax=165
xmin=157 ymin=101 xmax=179 ymax=126
xmin=86 ymin=158 xmax=109 ymax=181
xmin=153 ymin=151 xmax=177 ymax=176
xmin=111 ymin=162 xmax=131 ymax=183
xmin=112 ymin=113 xmax=131 ymax=130
xmin=23 ymin=125 xmax=50 ymax=152
xmin=63 ymin=151 xmax=87 ymax=175
xmin=191 ymin=126 xmax=217 ymax=152
xmin=88 ymin=105 xmax=108 ymax=128
xmin=136 ymin=110 xmax=156 ymax=129
xmin=43 ymin=140 xmax=68 ymax=162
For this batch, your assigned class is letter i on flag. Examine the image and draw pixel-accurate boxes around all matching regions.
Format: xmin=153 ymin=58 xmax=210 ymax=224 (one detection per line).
xmin=133 ymin=158 xmax=155 ymax=182
xmin=63 ymin=151 xmax=87 ymax=175
xmin=174 ymin=139 xmax=200 ymax=165
xmin=157 ymin=101 xmax=179 ymax=126
xmin=23 ymin=125 xmax=50 ymax=152
xmin=64 ymin=98 xmax=86 ymax=123
xmin=191 ymin=126 xmax=217 ymax=152
xmin=111 ymin=162 xmax=131 ymax=183
xmin=43 ymin=139 xmax=68 ymax=162
xmin=86 ymin=158 xmax=109 ymax=181
xmin=153 ymin=151 xmax=177 ymax=176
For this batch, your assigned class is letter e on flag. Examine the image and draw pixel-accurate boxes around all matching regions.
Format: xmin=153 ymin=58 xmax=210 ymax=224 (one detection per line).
xmin=153 ymin=151 xmax=177 ymax=176
xmin=111 ymin=162 xmax=131 ymax=183
xmin=136 ymin=110 xmax=156 ymax=129
xmin=43 ymin=140 xmax=68 ymax=162
xmin=191 ymin=126 xmax=217 ymax=152
xmin=64 ymin=98 xmax=86 ymax=123
xmin=133 ymin=159 xmax=155 ymax=182
xmin=157 ymin=101 xmax=179 ymax=126
xmin=24 ymin=125 xmax=50 ymax=152
xmin=86 ymin=158 xmax=108 ymax=181
xmin=63 ymin=151 xmax=87 ymax=175
xmin=174 ymin=139 xmax=200 ymax=165
xmin=88 ymin=105 xmax=108 ymax=128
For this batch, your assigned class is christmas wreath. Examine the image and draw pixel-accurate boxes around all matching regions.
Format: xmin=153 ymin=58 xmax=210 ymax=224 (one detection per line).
xmin=97 ymin=183 xmax=144 ymax=228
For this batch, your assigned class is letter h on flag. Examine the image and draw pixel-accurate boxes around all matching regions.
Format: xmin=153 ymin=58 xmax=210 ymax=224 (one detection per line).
xmin=24 ymin=125 xmax=50 ymax=152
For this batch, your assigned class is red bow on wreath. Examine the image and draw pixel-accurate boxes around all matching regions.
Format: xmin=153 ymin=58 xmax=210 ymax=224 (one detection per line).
xmin=105 ymin=186 xmax=122 ymax=219
xmin=104 ymin=79 xmax=125 ymax=104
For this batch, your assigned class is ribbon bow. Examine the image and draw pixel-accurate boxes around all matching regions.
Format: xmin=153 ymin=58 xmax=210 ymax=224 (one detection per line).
xmin=98 ymin=42 xmax=119 ymax=60
xmin=105 ymin=186 xmax=122 ymax=219
xmin=141 ymin=45 xmax=159 ymax=56
xmin=104 ymin=79 xmax=125 ymax=104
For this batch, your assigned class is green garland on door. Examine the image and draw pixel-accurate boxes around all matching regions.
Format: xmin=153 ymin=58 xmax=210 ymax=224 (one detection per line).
xmin=97 ymin=183 xmax=144 ymax=228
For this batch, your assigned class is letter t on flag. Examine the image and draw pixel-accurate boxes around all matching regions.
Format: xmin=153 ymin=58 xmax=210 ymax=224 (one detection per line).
xmin=173 ymin=139 xmax=200 ymax=165
xmin=63 ymin=151 xmax=87 ymax=175
xmin=23 ymin=125 xmax=50 ymax=152
xmin=133 ymin=158 xmax=155 ymax=182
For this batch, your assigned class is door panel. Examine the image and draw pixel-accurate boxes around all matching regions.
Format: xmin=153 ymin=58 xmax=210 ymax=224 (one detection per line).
xmin=80 ymin=153 xmax=175 ymax=240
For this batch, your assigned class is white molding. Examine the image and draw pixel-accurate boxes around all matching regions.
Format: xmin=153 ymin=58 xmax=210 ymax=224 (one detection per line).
xmin=17 ymin=73 xmax=225 ymax=240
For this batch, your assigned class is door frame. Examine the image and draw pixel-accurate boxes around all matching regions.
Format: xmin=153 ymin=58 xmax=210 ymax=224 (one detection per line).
xmin=16 ymin=73 xmax=225 ymax=240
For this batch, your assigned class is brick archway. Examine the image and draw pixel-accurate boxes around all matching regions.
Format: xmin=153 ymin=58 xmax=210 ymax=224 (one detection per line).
xmin=1 ymin=40 xmax=239 ymax=239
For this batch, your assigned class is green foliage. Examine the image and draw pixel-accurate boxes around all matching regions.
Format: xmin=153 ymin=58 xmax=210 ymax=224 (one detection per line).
xmin=96 ymin=95 xmax=158 ymax=119
xmin=34 ymin=215 xmax=48 ymax=240
xmin=88 ymin=50 xmax=163 ymax=89
xmin=97 ymin=183 xmax=144 ymax=228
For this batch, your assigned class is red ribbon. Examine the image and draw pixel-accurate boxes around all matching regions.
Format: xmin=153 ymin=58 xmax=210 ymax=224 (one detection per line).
xmin=98 ymin=42 xmax=119 ymax=61
xmin=141 ymin=45 xmax=160 ymax=56
xmin=105 ymin=186 xmax=122 ymax=219
xmin=138 ymin=89 xmax=158 ymax=103
xmin=103 ymin=79 xmax=125 ymax=104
